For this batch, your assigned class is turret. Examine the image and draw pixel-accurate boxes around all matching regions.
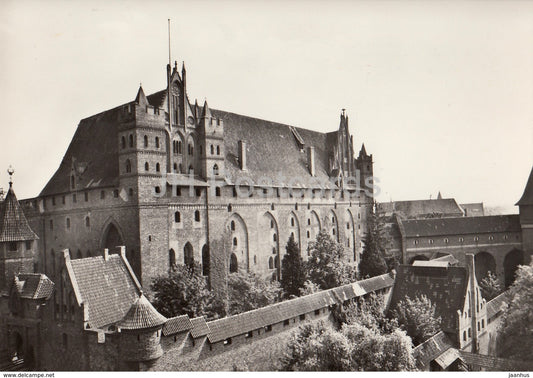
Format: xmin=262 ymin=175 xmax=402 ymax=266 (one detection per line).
xmin=0 ymin=168 xmax=39 ymax=291
xmin=356 ymin=143 xmax=373 ymax=195
xmin=118 ymin=294 xmax=167 ymax=369
xmin=199 ymin=100 xmax=225 ymax=180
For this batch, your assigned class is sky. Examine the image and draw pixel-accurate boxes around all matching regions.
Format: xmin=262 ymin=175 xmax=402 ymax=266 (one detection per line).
xmin=0 ymin=0 xmax=532 ymax=213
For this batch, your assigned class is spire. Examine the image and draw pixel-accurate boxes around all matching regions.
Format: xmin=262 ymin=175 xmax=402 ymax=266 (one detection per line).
xmin=7 ymin=166 xmax=14 ymax=188
xmin=437 ymin=191 xmax=443 ymax=200
xmin=201 ymin=100 xmax=212 ymax=119
xmin=134 ymin=85 xmax=148 ymax=106
xmin=0 ymin=176 xmax=39 ymax=242
xmin=181 ymin=61 xmax=187 ymax=91
xmin=359 ymin=143 xmax=368 ymax=158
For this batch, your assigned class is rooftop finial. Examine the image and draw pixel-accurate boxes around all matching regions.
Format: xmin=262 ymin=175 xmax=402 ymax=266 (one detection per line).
xmin=342 ymin=108 xmax=346 ymax=116
xmin=7 ymin=165 xmax=14 ymax=187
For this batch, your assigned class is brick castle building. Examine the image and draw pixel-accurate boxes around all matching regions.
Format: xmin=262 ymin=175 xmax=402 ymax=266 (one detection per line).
xmin=20 ymin=61 xmax=375 ymax=290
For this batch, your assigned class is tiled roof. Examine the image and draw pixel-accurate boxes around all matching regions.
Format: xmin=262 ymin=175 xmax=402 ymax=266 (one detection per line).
xmin=162 ymin=315 xmax=193 ymax=336
xmin=412 ymin=331 xmax=455 ymax=369
xmin=378 ymin=199 xmax=464 ymax=219
xmin=389 ymin=265 xmax=468 ymax=332
xmin=207 ymin=272 xmax=395 ymax=343
xmin=190 ymin=316 xmax=210 ymax=338
xmin=459 ymin=350 xmax=533 ymax=371
xmin=486 ymin=291 xmax=508 ymax=320
xmin=147 ymin=90 xmax=166 ymax=108
xmin=13 ymin=274 xmax=54 ymax=299
xmin=69 ymin=254 xmax=140 ymax=329
xmin=400 ymin=215 xmax=521 ymax=238
xmin=40 ymin=106 xmax=122 ymax=196
xmin=460 ymin=203 xmax=484 ymax=217
xmin=516 ymin=166 xmax=533 ymax=206
xmin=118 ymin=294 xmax=167 ymax=330
xmin=0 ymin=186 xmax=39 ymax=242
xmin=212 ymin=109 xmax=339 ymax=189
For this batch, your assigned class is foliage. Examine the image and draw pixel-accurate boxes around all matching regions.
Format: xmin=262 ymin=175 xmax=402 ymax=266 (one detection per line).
xmin=497 ymin=263 xmax=533 ymax=361
xmin=150 ymin=263 xmax=221 ymax=319
xmin=299 ymin=280 xmax=321 ymax=296
xmin=282 ymin=320 xmax=415 ymax=371
xmin=224 ymin=270 xmax=282 ymax=315
xmin=392 ymin=294 xmax=441 ymax=346
xmin=306 ymin=229 xmax=357 ymax=290
xmin=281 ymin=234 xmax=307 ymax=298
xmin=332 ymin=293 xmax=398 ymax=334
xmin=358 ymin=211 xmax=394 ymax=278
xmin=479 ymin=271 xmax=503 ymax=301
xmin=342 ymin=323 xmax=416 ymax=371
xmin=281 ymin=321 xmax=352 ymax=371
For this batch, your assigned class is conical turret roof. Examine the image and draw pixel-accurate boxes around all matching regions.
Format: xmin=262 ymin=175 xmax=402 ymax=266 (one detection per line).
xmin=517 ymin=166 xmax=533 ymax=206
xmin=0 ymin=185 xmax=38 ymax=242
xmin=118 ymin=294 xmax=166 ymax=330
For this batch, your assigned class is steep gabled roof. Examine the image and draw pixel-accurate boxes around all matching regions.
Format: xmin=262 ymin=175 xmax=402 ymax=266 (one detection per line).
xmin=400 ymin=215 xmax=521 ymax=237
xmin=13 ymin=273 xmax=54 ymax=299
xmin=389 ymin=265 xmax=468 ymax=332
xmin=68 ymin=254 xmax=140 ymax=329
xmin=40 ymin=106 xmax=122 ymax=196
xmin=378 ymin=198 xmax=464 ymax=219
xmin=0 ymin=186 xmax=39 ymax=242
xmin=517 ymin=166 xmax=533 ymax=206
xmin=118 ymin=294 xmax=167 ymax=330
xmin=213 ymin=109 xmax=339 ymax=188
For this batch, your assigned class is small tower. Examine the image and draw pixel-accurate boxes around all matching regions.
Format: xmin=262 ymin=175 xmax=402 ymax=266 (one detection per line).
xmin=0 ymin=168 xmax=39 ymax=292
xmin=117 ymin=293 xmax=167 ymax=370
xmin=356 ymin=144 xmax=373 ymax=195
xmin=199 ymin=100 xmax=225 ymax=180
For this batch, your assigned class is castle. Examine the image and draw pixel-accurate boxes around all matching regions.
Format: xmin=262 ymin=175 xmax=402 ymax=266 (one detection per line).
xmin=18 ymin=61 xmax=374 ymax=290
xmin=1 ymin=56 xmax=532 ymax=371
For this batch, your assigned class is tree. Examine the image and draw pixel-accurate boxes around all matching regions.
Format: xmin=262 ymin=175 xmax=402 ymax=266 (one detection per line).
xmin=342 ymin=323 xmax=416 ymax=371
xmin=299 ymin=280 xmax=321 ymax=296
xmin=497 ymin=263 xmax=533 ymax=361
xmin=359 ymin=209 xmax=397 ymax=279
xmin=282 ymin=320 xmax=415 ymax=371
xmin=281 ymin=234 xmax=307 ymax=298
xmin=225 ymin=270 xmax=281 ymax=315
xmin=392 ymin=294 xmax=441 ymax=346
xmin=150 ymin=263 xmax=222 ymax=319
xmin=306 ymin=230 xmax=357 ymax=290
xmin=479 ymin=271 xmax=503 ymax=300
xmin=281 ymin=321 xmax=352 ymax=371
xmin=332 ymin=292 xmax=398 ymax=334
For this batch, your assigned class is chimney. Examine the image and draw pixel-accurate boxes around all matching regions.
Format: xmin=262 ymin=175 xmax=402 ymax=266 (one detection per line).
xmin=104 ymin=248 xmax=110 ymax=261
xmin=466 ymin=253 xmax=479 ymax=352
xmin=307 ymin=146 xmax=315 ymax=176
xmin=238 ymin=140 xmax=247 ymax=171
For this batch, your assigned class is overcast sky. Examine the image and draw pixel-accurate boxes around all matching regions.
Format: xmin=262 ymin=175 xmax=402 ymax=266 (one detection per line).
xmin=1 ymin=0 xmax=532 ymax=213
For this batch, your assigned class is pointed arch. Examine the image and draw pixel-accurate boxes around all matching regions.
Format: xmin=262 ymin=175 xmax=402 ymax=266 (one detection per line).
xmin=287 ymin=211 xmax=301 ymax=248
xmin=100 ymin=219 xmax=125 ymax=251
xmin=202 ymin=244 xmax=210 ymax=276
xmin=184 ymin=242 xmax=194 ymax=268
xmin=346 ymin=209 xmax=356 ymax=262
xmin=326 ymin=210 xmax=339 ymax=242
xmin=504 ymin=249 xmax=524 ymax=288
xmin=474 ymin=251 xmax=496 ymax=282
xmin=260 ymin=212 xmax=279 ymax=274
xmin=229 ymin=253 xmax=238 ymax=273
xmin=169 ymin=249 xmax=176 ymax=269
xmin=226 ymin=213 xmax=249 ymax=271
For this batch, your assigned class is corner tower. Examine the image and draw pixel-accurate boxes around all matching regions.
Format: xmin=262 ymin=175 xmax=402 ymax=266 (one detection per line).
xmin=0 ymin=169 xmax=39 ymax=292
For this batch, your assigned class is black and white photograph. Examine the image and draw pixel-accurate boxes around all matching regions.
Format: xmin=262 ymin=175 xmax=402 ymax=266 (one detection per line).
xmin=0 ymin=0 xmax=532 ymax=373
